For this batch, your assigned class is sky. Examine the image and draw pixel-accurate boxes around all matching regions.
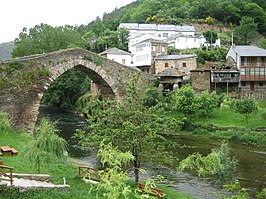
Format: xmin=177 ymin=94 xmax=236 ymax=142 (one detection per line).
xmin=0 ymin=0 xmax=135 ymax=44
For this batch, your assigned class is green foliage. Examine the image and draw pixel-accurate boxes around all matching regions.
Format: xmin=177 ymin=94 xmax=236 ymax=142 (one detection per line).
xmin=256 ymin=188 xmax=266 ymax=199
xmin=212 ymin=143 xmax=238 ymax=183
xmin=12 ymin=24 xmax=85 ymax=57
xmin=203 ymin=30 xmax=218 ymax=45
xmin=234 ymin=16 xmax=259 ymax=45
xmin=75 ymin=73 xmax=179 ymax=183
xmin=24 ymin=118 xmax=68 ymax=173
xmin=234 ymin=98 xmax=258 ymax=125
xmin=142 ymin=86 xmax=163 ymax=108
xmin=0 ymin=111 xmax=12 ymax=132
xmin=95 ymin=142 xmax=136 ymax=199
xmin=172 ymin=85 xmax=198 ymax=118
xmin=42 ymin=67 xmax=90 ymax=110
xmin=258 ymin=38 xmax=266 ymax=49
xmin=197 ymin=91 xmax=218 ymax=118
xmin=0 ymin=62 xmax=50 ymax=92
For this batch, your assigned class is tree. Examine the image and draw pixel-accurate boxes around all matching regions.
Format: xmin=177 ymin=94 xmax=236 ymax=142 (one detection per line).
xmin=234 ymin=16 xmax=259 ymax=45
xmin=258 ymin=38 xmax=266 ymax=49
xmin=41 ymin=67 xmax=91 ymax=110
xmin=172 ymin=85 xmax=198 ymax=118
xmin=12 ymin=23 xmax=85 ymax=57
xmin=234 ymin=98 xmax=258 ymax=125
xmin=197 ymin=91 xmax=218 ymax=119
xmin=75 ymin=73 xmax=179 ymax=183
xmin=203 ymin=30 xmax=218 ymax=46
xmin=24 ymin=118 xmax=67 ymax=173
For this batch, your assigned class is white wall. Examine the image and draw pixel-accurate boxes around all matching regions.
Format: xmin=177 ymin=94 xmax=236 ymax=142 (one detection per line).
xmin=107 ymin=54 xmax=134 ymax=67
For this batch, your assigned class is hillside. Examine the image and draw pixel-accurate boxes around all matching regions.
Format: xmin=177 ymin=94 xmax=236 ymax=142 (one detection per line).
xmin=76 ymin=0 xmax=265 ymax=53
xmin=0 ymin=42 xmax=14 ymax=60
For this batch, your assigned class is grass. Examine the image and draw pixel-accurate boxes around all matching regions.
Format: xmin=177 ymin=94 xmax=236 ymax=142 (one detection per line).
xmin=0 ymin=114 xmax=193 ymax=199
xmin=164 ymin=100 xmax=266 ymax=146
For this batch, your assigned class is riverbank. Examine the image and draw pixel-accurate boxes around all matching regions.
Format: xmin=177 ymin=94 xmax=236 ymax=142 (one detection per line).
xmin=0 ymin=113 xmax=193 ymax=199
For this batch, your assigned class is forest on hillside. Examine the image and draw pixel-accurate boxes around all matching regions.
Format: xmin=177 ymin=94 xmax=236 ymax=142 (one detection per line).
xmin=77 ymin=0 xmax=266 ymax=52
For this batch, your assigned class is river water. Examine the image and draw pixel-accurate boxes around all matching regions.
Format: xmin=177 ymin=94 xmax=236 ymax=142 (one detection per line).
xmin=38 ymin=105 xmax=266 ymax=199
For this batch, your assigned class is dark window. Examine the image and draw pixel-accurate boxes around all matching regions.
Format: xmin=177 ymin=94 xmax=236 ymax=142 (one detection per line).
xmin=241 ymin=82 xmax=246 ymax=86
xmin=259 ymin=82 xmax=264 ymax=86
xmin=165 ymin=63 xmax=169 ymax=68
xmin=183 ymin=62 xmax=187 ymax=67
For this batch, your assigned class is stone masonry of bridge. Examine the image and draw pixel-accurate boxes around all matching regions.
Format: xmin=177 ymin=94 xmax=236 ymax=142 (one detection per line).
xmin=0 ymin=48 xmax=155 ymax=132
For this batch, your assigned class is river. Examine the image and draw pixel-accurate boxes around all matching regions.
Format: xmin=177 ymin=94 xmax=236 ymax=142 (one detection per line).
xmin=38 ymin=105 xmax=266 ymax=199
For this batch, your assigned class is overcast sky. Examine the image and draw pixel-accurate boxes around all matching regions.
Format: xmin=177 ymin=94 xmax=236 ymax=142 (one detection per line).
xmin=0 ymin=0 xmax=135 ymax=44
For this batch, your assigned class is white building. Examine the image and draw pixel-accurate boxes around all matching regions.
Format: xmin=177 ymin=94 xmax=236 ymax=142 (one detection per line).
xmin=99 ymin=47 xmax=134 ymax=67
xmin=166 ymin=33 xmax=206 ymax=49
xmin=131 ymin=38 xmax=168 ymax=70
xmin=119 ymin=23 xmax=195 ymax=40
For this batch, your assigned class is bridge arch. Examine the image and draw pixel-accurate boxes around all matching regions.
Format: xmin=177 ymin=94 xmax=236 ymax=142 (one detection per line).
xmin=0 ymin=48 xmax=154 ymax=132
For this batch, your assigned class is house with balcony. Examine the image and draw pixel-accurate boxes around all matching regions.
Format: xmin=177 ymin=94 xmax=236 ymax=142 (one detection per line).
xmin=226 ymin=45 xmax=266 ymax=99
xmin=131 ymin=38 xmax=168 ymax=73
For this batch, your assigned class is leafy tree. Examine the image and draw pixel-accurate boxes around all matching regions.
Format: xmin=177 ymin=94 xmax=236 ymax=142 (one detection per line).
xmin=234 ymin=98 xmax=258 ymax=125
xmin=142 ymin=86 xmax=163 ymax=108
xmin=42 ymin=68 xmax=91 ymax=110
xmin=203 ymin=30 xmax=218 ymax=46
xmin=12 ymin=23 xmax=85 ymax=57
xmin=234 ymin=16 xmax=259 ymax=45
xmin=172 ymin=85 xmax=198 ymax=118
xmin=96 ymin=142 xmax=135 ymax=199
xmin=75 ymin=73 xmax=178 ymax=183
xmin=179 ymin=143 xmax=237 ymax=198
xmin=258 ymin=38 xmax=266 ymax=49
xmin=24 ymin=118 xmax=67 ymax=173
xmin=243 ymin=3 xmax=266 ymax=35
xmin=197 ymin=91 xmax=218 ymax=119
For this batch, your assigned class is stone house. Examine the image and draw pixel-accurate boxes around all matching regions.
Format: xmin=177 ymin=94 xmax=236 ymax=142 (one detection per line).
xmin=226 ymin=45 xmax=266 ymax=99
xmin=154 ymin=54 xmax=197 ymax=76
xmin=191 ymin=69 xmax=211 ymax=93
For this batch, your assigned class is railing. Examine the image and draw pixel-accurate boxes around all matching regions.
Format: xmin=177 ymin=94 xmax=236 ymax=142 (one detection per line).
xmin=0 ymin=165 xmax=13 ymax=185
xmin=78 ymin=166 xmax=102 ymax=182
xmin=212 ymin=77 xmax=239 ymax=83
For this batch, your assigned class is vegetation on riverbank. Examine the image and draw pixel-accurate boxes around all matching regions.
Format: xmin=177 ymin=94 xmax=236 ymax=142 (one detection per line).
xmin=0 ymin=111 xmax=193 ymax=199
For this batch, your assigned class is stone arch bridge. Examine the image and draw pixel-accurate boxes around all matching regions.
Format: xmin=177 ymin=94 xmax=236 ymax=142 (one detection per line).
xmin=0 ymin=48 xmax=154 ymax=132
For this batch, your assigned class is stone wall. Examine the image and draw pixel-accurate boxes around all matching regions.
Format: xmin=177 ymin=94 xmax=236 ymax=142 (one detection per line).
xmin=191 ymin=70 xmax=211 ymax=93
xmin=155 ymin=57 xmax=197 ymax=74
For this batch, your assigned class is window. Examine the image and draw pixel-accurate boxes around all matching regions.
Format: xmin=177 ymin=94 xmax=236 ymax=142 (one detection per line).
xmin=165 ymin=63 xmax=169 ymax=68
xmin=255 ymin=68 xmax=260 ymax=75
xmin=158 ymin=34 xmax=161 ymax=37
xmin=259 ymin=82 xmax=264 ymax=86
xmin=131 ymin=61 xmax=134 ymax=64
xmin=183 ymin=62 xmax=187 ymax=67
xmin=162 ymin=47 xmax=165 ymax=52
xmin=260 ymin=68 xmax=265 ymax=75
xmin=250 ymin=68 xmax=255 ymax=75
xmin=241 ymin=82 xmax=246 ymax=86
xmin=163 ymin=33 xmax=168 ymax=37
xmin=153 ymin=46 xmax=156 ymax=52
xmin=122 ymin=59 xmax=125 ymax=65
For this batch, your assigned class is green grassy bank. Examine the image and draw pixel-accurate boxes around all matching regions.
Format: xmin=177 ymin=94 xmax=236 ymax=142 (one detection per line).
xmin=0 ymin=112 xmax=193 ymax=199
xmin=165 ymin=100 xmax=266 ymax=146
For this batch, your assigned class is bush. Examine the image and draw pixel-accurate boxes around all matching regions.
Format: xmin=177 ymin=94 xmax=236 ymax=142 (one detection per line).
xmin=262 ymin=111 xmax=266 ymax=120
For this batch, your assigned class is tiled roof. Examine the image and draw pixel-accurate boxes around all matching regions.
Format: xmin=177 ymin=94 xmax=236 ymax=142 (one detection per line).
xmin=155 ymin=54 xmax=196 ymax=60
xmin=232 ymin=45 xmax=266 ymax=56
xmin=99 ymin=48 xmax=132 ymax=56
